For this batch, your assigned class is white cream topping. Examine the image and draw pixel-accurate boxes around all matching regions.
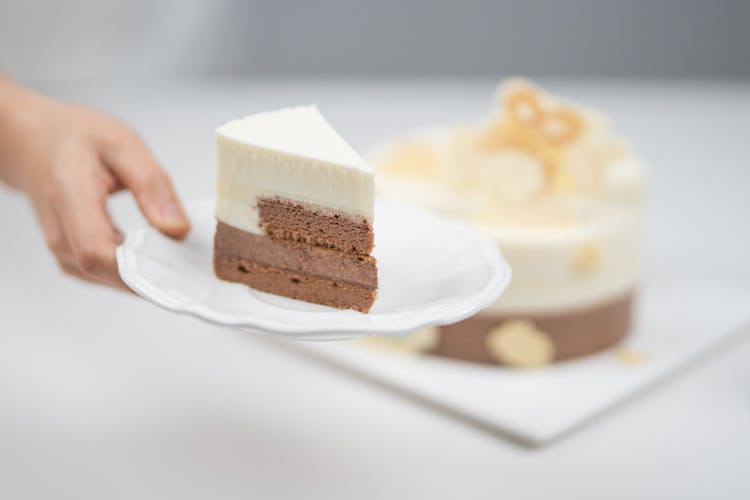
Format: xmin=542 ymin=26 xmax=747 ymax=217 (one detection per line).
xmin=215 ymin=106 xmax=374 ymax=233
xmin=478 ymin=201 xmax=643 ymax=314
xmin=372 ymin=105 xmax=646 ymax=314
xmin=376 ymin=174 xmax=644 ymax=313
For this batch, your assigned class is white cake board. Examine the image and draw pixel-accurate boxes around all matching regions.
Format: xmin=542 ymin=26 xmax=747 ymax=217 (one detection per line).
xmin=279 ymin=275 xmax=750 ymax=445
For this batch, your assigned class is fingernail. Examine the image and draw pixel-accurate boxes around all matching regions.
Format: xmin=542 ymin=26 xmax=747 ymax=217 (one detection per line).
xmin=161 ymin=202 xmax=187 ymax=227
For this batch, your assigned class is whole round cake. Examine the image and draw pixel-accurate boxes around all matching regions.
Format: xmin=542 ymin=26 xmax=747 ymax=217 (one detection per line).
xmin=372 ymin=78 xmax=646 ymax=368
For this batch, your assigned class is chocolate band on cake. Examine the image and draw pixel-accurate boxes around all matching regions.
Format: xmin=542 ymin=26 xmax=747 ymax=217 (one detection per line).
xmin=431 ymin=292 xmax=633 ymax=366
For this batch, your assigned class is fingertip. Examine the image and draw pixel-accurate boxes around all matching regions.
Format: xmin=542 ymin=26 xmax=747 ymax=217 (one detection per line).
xmin=115 ymin=276 xmax=137 ymax=295
xmin=161 ymin=222 xmax=191 ymax=240
xmin=113 ymin=227 xmax=125 ymax=246
xmin=155 ymin=201 xmax=191 ymax=239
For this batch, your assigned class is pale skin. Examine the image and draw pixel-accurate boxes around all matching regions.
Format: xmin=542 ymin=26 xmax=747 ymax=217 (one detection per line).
xmin=0 ymin=74 xmax=190 ymax=291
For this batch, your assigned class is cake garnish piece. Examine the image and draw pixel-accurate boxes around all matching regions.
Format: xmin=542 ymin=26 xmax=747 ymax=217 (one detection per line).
xmin=615 ymin=348 xmax=647 ymax=366
xmin=375 ymin=77 xmax=642 ymax=228
xmin=485 ymin=319 xmax=556 ymax=368
xmin=380 ymin=140 xmax=440 ymax=178
xmin=574 ymin=242 xmax=601 ymax=273
xmin=362 ymin=328 xmax=440 ymax=354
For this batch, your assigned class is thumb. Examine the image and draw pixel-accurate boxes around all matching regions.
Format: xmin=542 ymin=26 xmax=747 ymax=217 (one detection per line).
xmin=104 ymin=132 xmax=190 ymax=239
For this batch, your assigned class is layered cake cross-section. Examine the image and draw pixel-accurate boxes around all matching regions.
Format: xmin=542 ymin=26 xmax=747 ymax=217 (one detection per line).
xmin=213 ymin=106 xmax=378 ymax=312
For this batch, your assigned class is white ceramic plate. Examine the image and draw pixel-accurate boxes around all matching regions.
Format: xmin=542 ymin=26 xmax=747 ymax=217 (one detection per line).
xmin=116 ymin=199 xmax=511 ymax=340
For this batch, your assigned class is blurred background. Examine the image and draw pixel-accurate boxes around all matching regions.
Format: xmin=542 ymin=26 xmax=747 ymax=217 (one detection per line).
xmin=2 ymin=0 xmax=749 ymax=82
xmin=2 ymin=1 xmax=750 ymax=500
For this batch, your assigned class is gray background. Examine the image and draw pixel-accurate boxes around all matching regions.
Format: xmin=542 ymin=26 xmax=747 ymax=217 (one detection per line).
xmin=1 ymin=0 xmax=749 ymax=81
xmin=2 ymin=79 xmax=750 ymax=499
xmin=3 ymin=2 xmax=750 ymax=499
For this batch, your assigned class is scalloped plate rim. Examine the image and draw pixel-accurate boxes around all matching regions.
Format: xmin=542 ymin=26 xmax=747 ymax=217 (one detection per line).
xmin=116 ymin=199 xmax=512 ymax=340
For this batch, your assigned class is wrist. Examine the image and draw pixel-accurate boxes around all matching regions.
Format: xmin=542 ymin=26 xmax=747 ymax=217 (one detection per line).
xmin=0 ymin=75 xmax=55 ymax=190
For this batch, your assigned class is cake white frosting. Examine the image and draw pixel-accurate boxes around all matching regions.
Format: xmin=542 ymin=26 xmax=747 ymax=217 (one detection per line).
xmin=215 ymin=106 xmax=374 ymax=234
xmin=374 ymin=79 xmax=647 ymax=314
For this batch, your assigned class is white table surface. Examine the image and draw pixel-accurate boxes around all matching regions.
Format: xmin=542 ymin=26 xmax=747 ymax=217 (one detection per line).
xmin=1 ymin=78 xmax=749 ymax=500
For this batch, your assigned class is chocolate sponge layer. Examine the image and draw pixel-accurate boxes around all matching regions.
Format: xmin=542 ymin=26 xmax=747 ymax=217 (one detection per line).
xmin=258 ymin=196 xmax=374 ymax=255
xmin=214 ymin=196 xmax=378 ymax=313
xmin=215 ymin=221 xmax=377 ymax=289
xmin=214 ymin=255 xmax=377 ymax=313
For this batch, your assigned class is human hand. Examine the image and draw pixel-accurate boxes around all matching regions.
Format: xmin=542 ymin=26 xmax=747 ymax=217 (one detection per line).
xmin=0 ymin=76 xmax=190 ymax=291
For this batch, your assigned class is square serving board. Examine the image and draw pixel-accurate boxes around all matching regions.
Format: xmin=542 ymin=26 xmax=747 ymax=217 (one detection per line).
xmin=283 ymin=274 xmax=750 ymax=445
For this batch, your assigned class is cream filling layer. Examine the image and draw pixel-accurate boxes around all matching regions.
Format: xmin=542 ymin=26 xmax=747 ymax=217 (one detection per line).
xmin=216 ymin=135 xmax=374 ymax=234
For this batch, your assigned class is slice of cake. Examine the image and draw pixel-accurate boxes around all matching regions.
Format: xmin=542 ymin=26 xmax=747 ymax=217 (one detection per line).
xmin=213 ymin=106 xmax=377 ymax=312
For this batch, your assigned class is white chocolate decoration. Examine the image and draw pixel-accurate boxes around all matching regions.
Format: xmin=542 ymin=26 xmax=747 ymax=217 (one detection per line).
xmin=471 ymin=150 xmax=545 ymax=203
xmin=216 ymin=106 xmax=374 ymax=233
xmin=615 ymin=348 xmax=647 ymax=366
xmin=485 ymin=320 xmax=555 ymax=367
xmin=362 ymin=327 xmax=440 ymax=354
